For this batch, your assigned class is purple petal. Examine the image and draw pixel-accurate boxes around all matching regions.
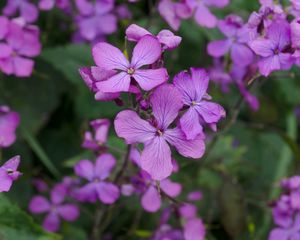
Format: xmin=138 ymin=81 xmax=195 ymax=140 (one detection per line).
xmin=97 ymin=14 xmax=117 ymax=35
xmin=190 ymin=68 xmax=210 ymax=100
xmin=0 ymin=16 xmax=9 ymax=40
xmin=179 ymin=204 xmax=198 ymax=219
xmin=130 ymin=147 xmax=141 ymax=166
xmin=2 ymin=155 xmax=20 ymax=171
xmin=180 ymin=108 xmax=203 ymax=140
xmin=114 ymin=110 xmax=156 ymax=144
xmin=95 ymin=153 xmax=116 ymax=180
xmin=160 ymin=179 xmax=182 ymax=197
xmin=92 ymin=42 xmax=129 ymax=71
xmin=57 ymin=204 xmax=79 ymax=221
xmin=133 ymin=68 xmax=168 ymax=91
xmin=141 ymin=137 xmax=173 ymax=180
xmin=95 ymin=91 xmax=120 ymax=101
xmin=158 ymin=0 xmax=181 ymax=31
xmin=230 ymin=43 xmax=254 ymax=66
xmin=279 ymin=53 xmax=294 ymax=70
xmin=51 ymin=184 xmax=67 ymax=205
xmin=29 ymin=196 xmax=50 ymax=214
xmin=74 ymin=159 xmax=94 ymax=181
xmin=165 ymin=127 xmax=205 ymax=159
xmin=141 ymin=185 xmax=161 ymax=212
xmin=206 ymin=0 xmax=229 ymax=8
xmin=267 ymin=20 xmax=291 ymax=51
xmin=0 ymin=110 xmax=20 ymax=148
xmin=268 ymin=228 xmax=289 ymax=240
xmin=43 ymin=212 xmax=60 ymax=232
xmin=95 ymin=72 xmax=131 ymax=93
xmin=96 ymin=182 xmax=120 ymax=204
xmin=0 ymin=170 xmax=13 ymax=192
xmin=39 ymin=0 xmax=55 ymax=10
xmin=207 ymin=39 xmax=231 ymax=57
xmin=150 ymin=84 xmax=183 ymax=130
xmin=73 ymin=183 xmax=97 ymax=203
xmin=13 ymin=57 xmax=34 ymax=77
xmin=131 ymin=35 xmax=162 ymax=69
xmin=291 ymin=18 xmax=300 ymax=49
xmin=126 ymin=24 xmax=151 ymax=42
xmin=194 ymin=3 xmax=217 ymax=28
xmin=0 ymin=58 xmax=13 ymax=75
xmin=75 ymin=0 xmax=93 ymax=15
xmin=20 ymin=2 xmax=39 ymax=23
xmin=258 ymin=55 xmax=280 ymax=76
xmin=195 ymin=101 xmax=226 ymax=124
xmin=183 ymin=218 xmax=206 ymax=240
xmin=249 ymin=39 xmax=274 ymax=57
xmin=157 ymin=30 xmax=182 ymax=50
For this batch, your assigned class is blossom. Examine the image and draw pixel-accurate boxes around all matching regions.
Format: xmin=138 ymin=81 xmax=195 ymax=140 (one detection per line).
xmin=74 ymin=0 xmax=117 ymax=42
xmin=186 ymin=0 xmax=229 ymax=28
xmin=0 ymin=19 xmax=41 ymax=77
xmin=183 ymin=218 xmax=206 ymax=240
xmin=207 ymin=15 xmax=254 ymax=67
xmin=3 ymin=0 xmax=39 ymax=23
xmin=125 ymin=24 xmax=182 ymax=50
xmin=0 ymin=156 xmax=21 ymax=192
xmin=74 ymin=153 xmax=120 ymax=204
xmin=39 ymin=0 xmax=71 ymax=12
xmin=82 ymin=119 xmax=110 ymax=150
xmin=0 ymin=106 xmax=20 ymax=148
xmin=174 ymin=68 xmax=225 ymax=140
xmin=92 ymin=35 xmax=168 ymax=93
xmin=29 ymin=184 xmax=80 ymax=232
xmin=249 ymin=19 xmax=294 ymax=76
xmin=114 ymin=84 xmax=205 ymax=180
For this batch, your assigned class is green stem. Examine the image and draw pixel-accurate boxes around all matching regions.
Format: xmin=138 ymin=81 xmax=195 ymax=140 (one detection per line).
xmin=257 ymin=111 xmax=297 ymax=239
xmin=21 ymin=127 xmax=61 ymax=179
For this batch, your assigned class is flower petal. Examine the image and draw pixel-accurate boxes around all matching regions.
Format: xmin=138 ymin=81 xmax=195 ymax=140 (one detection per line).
xmin=131 ymin=35 xmax=162 ymax=69
xmin=0 ymin=16 xmax=9 ymax=40
xmin=73 ymin=183 xmax=97 ymax=203
xmin=114 ymin=110 xmax=156 ymax=144
xmin=160 ymin=179 xmax=182 ymax=197
xmin=249 ymin=39 xmax=274 ymax=57
xmin=183 ymin=218 xmax=206 ymax=240
xmin=258 ymin=55 xmax=280 ymax=76
xmin=231 ymin=43 xmax=254 ymax=66
xmin=95 ymin=71 xmax=131 ymax=93
xmin=150 ymin=84 xmax=183 ymax=130
xmin=194 ymin=3 xmax=217 ymax=28
xmin=195 ymin=101 xmax=226 ymax=124
xmin=51 ymin=184 xmax=67 ymax=205
xmin=165 ymin=127 xmax=205 ymax=159
xmin=13 ymin=57 xmax=34 ymax=77
xmin=96 ymin=182 xmax=120 ymax=204
xmin=207 ymin=39 xmax=231 ymax=57
xmin=29 ymin=196 xmax=50 ymax=214
xmin=133 ymin=68 xmax=168 ymax=91
xmin=57 ymin=204 xmax=79 ymax=221
xmin=141 ymin=137 xmax=173 ymax=180
xmin=141 ymin=185 xmax=161 ymax=212
xmin=157 ymin=30 xmax=182 ymax=50
xmin=43 ymin=212 xmax=60 ymax=232
xmin=0 ymin=170 xmax=13 ymax=192
xmin=180 ymin=108 xmax=203 ymax=140
xmin=20 ymin=2 xmax=39 ymax=23
xmin=95 ymin=153 xmax=116 ymax=180
xmin=92 ymin=42 xmax=129 ymax=71
xmin=74 ymin=159 xmax=94 ymax=181
xmin=126 ymin=24 xmax=151 ymax=42
xmin=268 ymin=228 xmax=289 ymax=240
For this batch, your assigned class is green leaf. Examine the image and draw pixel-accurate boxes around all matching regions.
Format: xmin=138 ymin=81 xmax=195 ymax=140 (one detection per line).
xmin=0 ymin=194 xmax=61 ymax=240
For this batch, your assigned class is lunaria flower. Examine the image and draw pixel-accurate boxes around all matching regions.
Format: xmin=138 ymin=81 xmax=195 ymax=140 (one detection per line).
xmin=174 ymin=68 xmax=225 ymax=140
xmin=29 ymin=184 xmax=80 ymax=232
xmin=114 ymin=84 xmax=205 ymax=180
xmin=92 ymin=35 xmax=168 ymax=93
xmin=3 ymin=0 xmax=39 ymax=23
xmin=74 ymin=153 xmax=120 ymax=204
xmin=207 ymin=15 xmax=254 ymax=67
xmin=249 ymin=19 xmax=294 ymax=76
xmin=0 ymin=156 xmax=21 ymax=192
xmin=125 ymin=24 xmax=182 ymax=50
xmin=0 ymin=106 xmax=20 ymax=148
xmin=82 ymin=119 xmax=110 ymax=150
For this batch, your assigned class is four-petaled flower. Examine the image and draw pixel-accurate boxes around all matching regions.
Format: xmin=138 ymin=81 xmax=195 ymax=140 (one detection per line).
xmin=0 ymin=156 xmax=21 ymax=192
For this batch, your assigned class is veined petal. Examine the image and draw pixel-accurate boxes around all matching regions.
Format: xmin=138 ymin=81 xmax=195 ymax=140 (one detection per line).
xmin=180 ymin=108 xmax=203 ymax=140
xmin=95 ymin=153 xmax=116 ymax=180
xmin=165 ymin=127 xmax=205 ymax=159
xmin=190 ymin=68 xmax=209 ymax=100
xmin=157 ymin=30 xmax=182 ymax=50
xmin=160 ymin=179 xmax=182 ymax=197
xmin=114 ymin=110 xmax=156 ymax=144
xmin=150 ymin=84 xmax=183 ymax=130
xmin=195 ymin=101 xmax=226 ymax=124
xmin=92 ymin=42 xmax=129 ymax=71
xmin=133 ymin=68 xmax=168 ymax=91
xmin=140 ymin=137 xmax=173 ymax=180
xmin=126 ymin=24 xmax=151 ymax=42
xmin=131 ymin=35 xmax=162 ymax=69
xmin=249 ymin=39 xmax=274 ymax=57
xmin=95 ymin=71 xmax=131 ymax=93
xmin=258 ymin=55 xmax=280 ymax=76
xmin=141 ymin=185 xmax=161 ymax=212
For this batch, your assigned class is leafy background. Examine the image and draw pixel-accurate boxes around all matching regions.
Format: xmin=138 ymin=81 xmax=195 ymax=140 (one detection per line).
xmin=0 ymin=0 xmax=300 ymax=239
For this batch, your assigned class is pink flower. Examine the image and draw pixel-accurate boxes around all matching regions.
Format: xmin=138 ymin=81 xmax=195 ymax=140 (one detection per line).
xmin=0 ymin=106 xmax=20 ymax=148
xmin=92 ymin=35 xmax=168 ymax=93
xmin=29 ymin=184 xmax=80 ymax=232
xmin=3 ymin=0 xmax=39 ymax=23
xmin=114 ymin=84 xmax=205 ymax=180
xmin=0 ymin=156 xmax=21 ymax=192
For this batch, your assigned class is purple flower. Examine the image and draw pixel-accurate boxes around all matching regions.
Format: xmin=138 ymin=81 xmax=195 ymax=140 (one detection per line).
xmin=249 ymin=19 xmax=294 ymax=76
xmin=114 ymin=84 xmax=205 ymax=180
xmin=187 ymin=191 xmax=203 ymax=201
xmin=291 ymin=18 xmax=300 ymax=49
xmin=152 ymin=224 xmax=183 ymax=240
xmin=74 ymin=153 xmax=120 ymax=204
xmin=82 ymin=119 xmax=110 ymax=150
xmin=92 ymin=35 xmax=168 ymax=93
xmin=183 ymin=218 xmax=206 ymax=240
xmin=3 ymin=0 xmax=39 ymax=23
xmin=207 ymin=15 xmax=254 ymax=67
xmin=186 ymin=0 xmax=229 ymax=28
xmin=174 ymin=68 xmax=225 ymax=140
xmin=0 ymin=106 xmax=20 ymax=148
xmin=0 ymin=156 xmax=21 ymax=192
xmin=126 ymin=24 xmax=182 ymax=50
xmin=0 ymin=19 xmax=41 ymax=77
xmin=74 ymin=0 xmax=117 ymax=42
xmin=29 ymin=184 xmax=80 ymax=232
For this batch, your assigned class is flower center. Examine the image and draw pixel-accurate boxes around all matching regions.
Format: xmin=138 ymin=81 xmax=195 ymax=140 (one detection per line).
xmin=6 ymin=169 xmax=14 ymax=174
xmin=191 ymin=101 xmax=198 ymax=106
xmin=127 ymin=67 xmax=135 ymax=75
xmin=157 ymin=129 xmax=163 ymax=136
xmin=93 ymin=177 xmax=101 ymax=183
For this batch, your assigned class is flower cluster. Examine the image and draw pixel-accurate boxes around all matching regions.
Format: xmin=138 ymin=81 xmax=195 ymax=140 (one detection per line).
xmin=269 ymin=176 xmax=300 ymax=240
